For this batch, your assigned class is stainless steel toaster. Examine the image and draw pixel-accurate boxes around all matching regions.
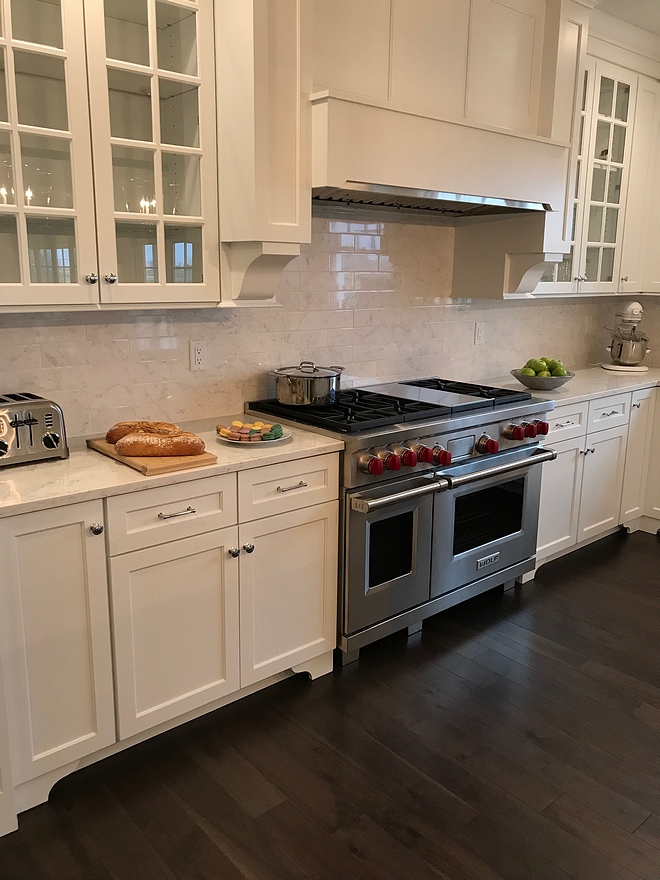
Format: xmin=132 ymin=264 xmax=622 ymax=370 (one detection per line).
xmin=0 ymin=393 xmax=69 ymax=466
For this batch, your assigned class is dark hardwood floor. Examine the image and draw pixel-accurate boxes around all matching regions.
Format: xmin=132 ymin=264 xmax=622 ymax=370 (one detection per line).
xmin=3 ymin=530 xmax=660 ymax=879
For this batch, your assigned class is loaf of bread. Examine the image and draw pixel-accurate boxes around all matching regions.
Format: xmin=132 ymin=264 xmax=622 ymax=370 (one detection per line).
xmin=115 ymin=432 xmax=205 ymax=457
xmin=106 ymin=420 xmax=180 ymax=444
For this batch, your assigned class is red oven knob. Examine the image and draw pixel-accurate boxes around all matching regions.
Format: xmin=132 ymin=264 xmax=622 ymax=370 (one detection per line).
xmin=433 ymin=446 xmax=452 ymax=466
xmin=476 ymin=435 xmax=499 ymax=455
xmin=411 ymin=444 xmax=434 ymax=464
xmin=503 ymin=424 xmax=525 ymax=441
xmin=358 ymin=454 xmax=384 ymax=476
xmin=390 ymin=445 xmax=418 ymax=467
xmin=375 ymin=448 xmax=402 ymax=471
xmin=523 ymin=422 xmax=538 ymax=438
xmin=535 ymin=420 xmax=549 ymax=436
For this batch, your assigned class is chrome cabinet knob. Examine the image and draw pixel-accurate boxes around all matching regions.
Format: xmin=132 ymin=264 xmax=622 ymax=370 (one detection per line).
xmin=242 ymin=543 xmax=255 ymax=553
xmin=621 ymin=276 xmax=629 ymax=282
xmin=90 ymin=523 xmax=104 ymax=535
xmin=85 ymin=273 xmax=98 ymax=284
xmin=228 ymin=547 xmax=240 ymax=558
xmin=104 ymin=273 xmax=118 ymax=284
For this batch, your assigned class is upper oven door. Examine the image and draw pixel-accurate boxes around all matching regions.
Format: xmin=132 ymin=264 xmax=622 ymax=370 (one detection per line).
xmin=344 ymin=474 xmax=441 ymax=636
xmin=432 ymin=447 xmax=553 ymax=597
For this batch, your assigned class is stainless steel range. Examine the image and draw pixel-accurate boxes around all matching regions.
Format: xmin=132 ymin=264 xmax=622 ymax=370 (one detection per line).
xmin=247 ymin=378 xmax=556 ymax=663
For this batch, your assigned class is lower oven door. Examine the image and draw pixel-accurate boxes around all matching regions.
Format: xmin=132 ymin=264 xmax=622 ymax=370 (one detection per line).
xmin=432 ymin=447 xmax=554 ymax=598
xmin=344 ymin=474 xmax=440 ymax=635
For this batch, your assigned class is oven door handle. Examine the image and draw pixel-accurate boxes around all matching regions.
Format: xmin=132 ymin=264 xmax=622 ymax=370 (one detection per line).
xmin=438 ymin=447 xmax=557 ymax=489
xmin=350 ymin=478 xmax=450 ymax=513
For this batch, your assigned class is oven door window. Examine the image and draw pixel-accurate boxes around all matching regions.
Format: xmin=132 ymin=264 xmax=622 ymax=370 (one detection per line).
xmin=453 ymin=477 xmax=524 ymax=556
xmin=368 ymin=510 xmax=415 ymax=590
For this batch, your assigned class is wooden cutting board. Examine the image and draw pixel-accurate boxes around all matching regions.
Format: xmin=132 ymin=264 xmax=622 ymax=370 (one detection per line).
xmin=87 ymin=437 xmax=217 ymax=475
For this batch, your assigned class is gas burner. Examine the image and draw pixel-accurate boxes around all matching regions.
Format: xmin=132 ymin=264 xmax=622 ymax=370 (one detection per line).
xmin=248 ymin=388 xmax=451 ymax=433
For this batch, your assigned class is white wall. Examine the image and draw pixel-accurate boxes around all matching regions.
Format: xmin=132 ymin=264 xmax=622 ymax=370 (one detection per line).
xmin=0 ymin=214 xmax=609 ymax=436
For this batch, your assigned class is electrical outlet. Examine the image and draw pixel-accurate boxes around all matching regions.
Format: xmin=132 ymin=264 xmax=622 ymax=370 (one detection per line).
xmin=190 ymin=340 xmax=207 ymax=371
xmin=474 ymin=322 xmax=485 ymax=345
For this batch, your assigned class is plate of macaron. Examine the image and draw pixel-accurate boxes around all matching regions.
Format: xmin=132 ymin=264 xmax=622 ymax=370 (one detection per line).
xmin=216 ymin=419 xmax=291 ymax=444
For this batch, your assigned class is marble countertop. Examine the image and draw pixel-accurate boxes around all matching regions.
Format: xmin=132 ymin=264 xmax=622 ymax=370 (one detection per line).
xmin=0 ymin=421 xmax=344 ymax=519
xmin=484 ymin=366 xmax=660 ymax=408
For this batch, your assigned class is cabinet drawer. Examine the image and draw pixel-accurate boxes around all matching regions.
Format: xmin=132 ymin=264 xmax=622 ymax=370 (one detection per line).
xmin=238 ymin=454 xmax=339 ymax=522
xmin=106 ymin=474 xmax=237 ymax=555
xmin=588 ymin=393 xmax=631 ymax=432
xmin=547 ymin=402 xmax=589 ymax=441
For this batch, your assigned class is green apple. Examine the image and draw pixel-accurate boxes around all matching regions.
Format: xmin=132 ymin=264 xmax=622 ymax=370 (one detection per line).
xmin=518 ymin=367 xmax=536 ymax=376
xmin=551 ymin=366 xmax=568 ymax=377
xmin=529 ymin=359 xmax=548 ymax=374
xmin=537 ymin=370 xmax=552 ymax=377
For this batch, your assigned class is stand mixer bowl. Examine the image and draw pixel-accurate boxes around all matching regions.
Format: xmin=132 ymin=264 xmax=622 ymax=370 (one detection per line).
xmin=607 ymin=337 xmax=650 ymax=366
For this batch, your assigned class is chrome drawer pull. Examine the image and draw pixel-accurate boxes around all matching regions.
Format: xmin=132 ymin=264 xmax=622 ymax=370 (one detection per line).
xmin=277 ymin=480 xmax=308 ymax=493
xmin=555 ymin=420 xmax=575 ymax=428
xmin=158 ymin=506 xmax=196 ymax=520
xmin=601 ymin=410 xmax=620 ymax=417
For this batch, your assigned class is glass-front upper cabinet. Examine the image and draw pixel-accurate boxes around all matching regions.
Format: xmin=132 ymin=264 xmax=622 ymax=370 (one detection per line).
xmin=536 ymin=59 xmax=637 ymax=297
xmin=84 ymin=0 xmax=218 ymax=304
xmin=0 ymin=0 xmax=98 ymax=306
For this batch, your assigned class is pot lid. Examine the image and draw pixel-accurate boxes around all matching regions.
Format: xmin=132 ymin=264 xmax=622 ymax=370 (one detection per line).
xmin=274 ymin=360 xmax=344 ymax=378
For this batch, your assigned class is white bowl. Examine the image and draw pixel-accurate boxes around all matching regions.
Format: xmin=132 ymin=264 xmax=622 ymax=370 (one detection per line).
xmin=510 ymin=369 xmax=574 ymax=390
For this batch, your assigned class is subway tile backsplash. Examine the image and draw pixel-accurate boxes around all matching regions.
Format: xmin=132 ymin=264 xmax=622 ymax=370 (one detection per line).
xmin=0 ymin=216 xmax=625 ymax=437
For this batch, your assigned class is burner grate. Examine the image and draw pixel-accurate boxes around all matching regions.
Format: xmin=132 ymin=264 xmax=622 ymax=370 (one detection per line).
xmin=248 ymin=389 xmax=450 ymax=433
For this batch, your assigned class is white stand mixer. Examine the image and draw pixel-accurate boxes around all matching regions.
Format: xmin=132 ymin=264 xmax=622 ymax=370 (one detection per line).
xmin=601 ymin=301 xmax=651 ymax=373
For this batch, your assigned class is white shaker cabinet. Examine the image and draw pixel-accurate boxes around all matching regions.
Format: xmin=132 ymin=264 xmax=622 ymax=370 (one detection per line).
xmin=0 ymin=0 xmax=220 ymax=309
xmin=0 ymin=657 xmax=16 ymax=837
xmin=537 ymin=394 xmax=630 ymax=564
xmin=536 ymin=435 xmax=584 ymax=560
xmin=109 ymin=527 xmax=241 ymax=740
xmin=239 ymin=501 xmax=339 ymax=687
xmin=0 ymin=501 xmax=115 ymax=784
xmin=577 ymin=423 xmax=628 ymax=542
xmin=538 ymin=59 xmax=638 ymax=294
xmin=620 ymin=388 xmax=656 ymax=524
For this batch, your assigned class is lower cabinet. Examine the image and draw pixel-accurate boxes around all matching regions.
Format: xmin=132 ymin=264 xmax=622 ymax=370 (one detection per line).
xmin=537 ymin=436 xmax=584 ymax=559
xmin=0 ymin=502 xmax=116 ymax=784
xmin=577 ymin=425 xmax=628 ymax=542
xmin=620 ymin=388 xmax=656 ymax=524
xmin=0 ymin=657 xmax=16 ymax=836
xmin=109 ymin=527 xmax=241 ymax=740
xmin=537 ymin=423 xmax=628 ymax=562
xmin=239 ymin=502 xmax=339 ymax=687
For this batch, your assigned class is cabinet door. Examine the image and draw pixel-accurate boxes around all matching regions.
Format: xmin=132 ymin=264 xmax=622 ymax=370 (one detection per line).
xmin=578 ymin=61 xmax=637 ymax=295
xmin=0 ymin=0 xmax=98 ymax=306
xmin=619 ymin=78 xmax=660 ymax=294
xmin=84 ymin=0 xmax=219 ymax=305
xmin=620 ymin=389 xmax=655 ymax=523
xmin=537 ymin=436 xmax=584 ymax=560
xmin=577 ymin=424 xmax=628 ymax=542
xmin=239 ymin=502 xmax=338 ymax=687
xmin=0 ymin=654 xmax=16 ymax=836
xmin=110 ymin=527 xmax=240 ymax=739
xmin=0 ymin=501 xmax=115 ymax=784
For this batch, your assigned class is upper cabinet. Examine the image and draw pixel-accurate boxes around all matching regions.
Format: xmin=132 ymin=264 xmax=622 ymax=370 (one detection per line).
xmin=313 ymin=0 xmax=548 ymax=137
xmin=0 ymin=0 xmax=219 ymax=309
xmin=85 ymin=0 xmax=219 ymax=305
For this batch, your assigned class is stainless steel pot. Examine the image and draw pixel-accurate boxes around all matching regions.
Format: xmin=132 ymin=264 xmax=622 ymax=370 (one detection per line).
xmin=272 ymin=361 xmax=345 ymax=406
xmin=607 ymin=337 xmax=650 ymax=366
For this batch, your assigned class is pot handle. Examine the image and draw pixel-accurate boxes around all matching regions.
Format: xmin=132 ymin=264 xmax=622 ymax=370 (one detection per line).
xmin=270 ymin=371 xmax=293 ymax=386
xmin=328 ymin=365 xmax=345 ymax=373
xmin=299 ymin=360 xmax=318 ymax=373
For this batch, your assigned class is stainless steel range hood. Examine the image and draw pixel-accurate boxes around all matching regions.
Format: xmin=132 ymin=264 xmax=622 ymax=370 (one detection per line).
xmin=313 ymin=181 xmax=552 ymax=219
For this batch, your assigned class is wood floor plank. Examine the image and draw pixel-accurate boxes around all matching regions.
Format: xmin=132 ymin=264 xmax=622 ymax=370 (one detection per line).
xmin=636 ymin=814 xmax=660 ymax=852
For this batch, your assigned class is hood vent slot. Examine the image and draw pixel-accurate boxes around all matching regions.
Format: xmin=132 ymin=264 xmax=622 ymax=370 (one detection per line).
xmin=313 ymin=182 xmax=551 ymax=219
